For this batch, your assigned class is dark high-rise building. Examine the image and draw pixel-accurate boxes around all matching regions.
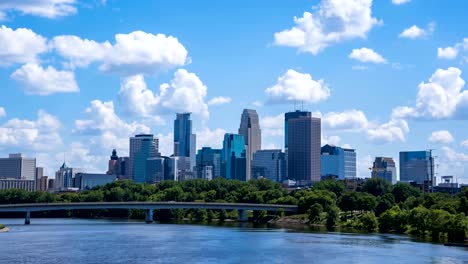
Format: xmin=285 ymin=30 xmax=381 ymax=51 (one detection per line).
xmin=251 ymin=149 xmax=286 ymax=182
xmin=371 ymin=157 xmax=397 ymax=184
xmin=321 ymin=145 xmax=357 ymax=179
xmin=0 ymin=153 xmax=36 ymax=180
xmin=129 ymin=134 xmax=159 ymax=183
xmin=287 ymin=113 xmax=321 ymax=183
xmin=222 ymin=134 xmax=246 ymax=180
xmin=107 ymin=149 xmax=120 ymax=175
xmin=196 ymin=147 xmax=222 ymax=179
xmin=238 ymin=109 xmax=261 ymax=181
xmin=284 ymin=111 xmax=312 ymax=180
xmin=174 ymin=113 xmax=196 ymax=171
xmin=399 ymin=151 xmax=434 ymax=184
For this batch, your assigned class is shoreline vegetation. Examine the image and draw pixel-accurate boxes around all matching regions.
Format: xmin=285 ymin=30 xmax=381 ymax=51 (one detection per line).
xmin=0 ymin=178 xmax=467 ymax=243
xmin=0 ymin=224 xmax=8 ymax=233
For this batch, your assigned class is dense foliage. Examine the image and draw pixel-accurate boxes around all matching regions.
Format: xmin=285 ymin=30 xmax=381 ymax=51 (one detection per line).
xmin=0 ymin=177 xmax=467 ymax=242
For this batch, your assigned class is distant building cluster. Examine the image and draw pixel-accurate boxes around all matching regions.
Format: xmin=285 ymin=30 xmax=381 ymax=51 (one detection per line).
xmin=0 ymin=109 xmax=465 ymax=193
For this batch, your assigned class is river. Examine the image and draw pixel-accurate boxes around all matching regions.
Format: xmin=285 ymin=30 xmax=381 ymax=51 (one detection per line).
xmin=0 ymin=218 xmax=466 ymax=263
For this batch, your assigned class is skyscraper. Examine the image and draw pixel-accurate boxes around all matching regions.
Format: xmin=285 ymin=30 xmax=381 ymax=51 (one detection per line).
xmin=321 ymin=144 xmax=357 ymax=179
xmin=238 ymin=109 xmax=261 ymax=181
xmin=0 ymin=153 xmax=36 ymax=181
xmin=196 ymin=147 xmax=222 ymax=179
xmin=107 ymin=149 xmax=119 ymax=175
xmin=55 ymin=162 xmax=85 ymax=191
xmin=251 ymin=149 xmax=286 ymax=182
xmin=287 ymin=113 xmax=321 ymax=183
xmin=174 ymin=113 xmax=196 ymax=171
xmin=222 ymin=133 xmax=246 ymax=180
xmin=371 ymin=157 xmax=397 ymax=184
xmin=129 ymin=134 xmax=159 ymax=183
xmin=284 ymin=110 xmax=312 ymax=180
xmin=399 ymin=151 xmax=434 ymax=184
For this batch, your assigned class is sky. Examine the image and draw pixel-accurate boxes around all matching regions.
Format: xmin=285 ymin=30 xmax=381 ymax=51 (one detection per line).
xmin=0 ymin=0 xmax=467 ymax=183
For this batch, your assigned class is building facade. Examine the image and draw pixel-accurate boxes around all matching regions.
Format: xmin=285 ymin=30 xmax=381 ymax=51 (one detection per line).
xmin=222 ymin=134 xmax=246 ymax=180
xmin=75 ymin=173 xmax=116 ymax=190
xmin=372 ymin=157 xmax=397 ymax=184
xmin=0 ymin=179 xmax=35 ymax=191
xmin=287 ymin=114 xmax=321 ymax=183
xmin=251 ymin=149 xmax=286 ymax=182
xmin=55 ymin=163 xmax=85 ymax=191
xmin=238 ymin=109 xmax=261 ymax=181
xmin=399 ymin=151 xmax=434 ymax=184
xmin=321 ymin=145 xmax=357 ymax=179
xmin=0 ymin=153 xmax=36 ymax=181
xmin=196 ymin=147 xmax=222 ymax=179
xmin=129 ymin=134 xmax=160 ymax=183
xmin=174 ymin=113 xmax=196 ymax=171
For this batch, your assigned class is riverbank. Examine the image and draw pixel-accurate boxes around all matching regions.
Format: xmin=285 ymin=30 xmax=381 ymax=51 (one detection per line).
xmin=0 ymin=224 xmax=9 ymax=233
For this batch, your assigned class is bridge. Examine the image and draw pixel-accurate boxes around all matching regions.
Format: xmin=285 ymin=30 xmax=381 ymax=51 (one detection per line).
xmin=0 ymin=202 xmax=298 ymax=224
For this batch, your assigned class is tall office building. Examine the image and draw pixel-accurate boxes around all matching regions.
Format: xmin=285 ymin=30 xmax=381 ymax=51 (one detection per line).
xmin=222 ymin=134 xmax=246 ymax=180
xmin=196 ymin=147 xmax=222 ymax=179
xmin=287 ymin=113 xmax=321 ymax=183
xmin=174 ymin=113 xmax=196 ymax=171
xmin=146 ymin=157 xmax=166 ymax=183
xmin=371 ymin=157 xmax=397 ymax=184
xmin=129 ymin=134 xmax=160 ymax=183
xmin=399 ymin=151 xmax=434 ymax=184
xmin=284 ymin=111 xmax=312 ymax=181
xmin=55 ymin=162 xmax=85 ymax=191
xmin=0 ymin=153 xmax=36 ymax=180
xmin=35 ymin=167 xmax=43 ymax=190
xmin=251 ymin=149 xmax=286 ymax=182
xmin=238 ymin=109 xmax=261 ymax=181
xmin=107 ymin=149 xmax=119 ymax=175
xmin=321 ymin=145 xmax=357 ymax=179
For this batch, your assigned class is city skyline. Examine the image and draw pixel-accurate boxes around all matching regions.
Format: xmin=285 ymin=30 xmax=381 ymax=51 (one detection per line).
xmin=0 ymin=0 xmax=467 ymax=182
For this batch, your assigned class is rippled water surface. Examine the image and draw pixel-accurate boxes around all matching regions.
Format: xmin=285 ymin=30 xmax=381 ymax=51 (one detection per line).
xmin=0 ymin=218 xmax=467 ymax=264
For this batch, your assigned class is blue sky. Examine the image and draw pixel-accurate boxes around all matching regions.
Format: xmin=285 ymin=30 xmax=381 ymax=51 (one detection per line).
xmin=0 ymin=0 xmax=467 ymax=183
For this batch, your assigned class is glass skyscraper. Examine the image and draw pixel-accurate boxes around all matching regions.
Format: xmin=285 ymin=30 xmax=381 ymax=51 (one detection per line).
xmin=238 ymin=109 xmax=261 ymax=181
xmin=251 ymin=149 xmax=286 ymax=182
xmin=287 ymin=113 xmax=321 ymax=183
xmin=371 ymin=157 xmax=397 ymax=184
xmin=321 ymin=144 xmax=357 ymax=179
xmin=399 ymin=151 xmax=434 ymax=184
xmin=222 ymin=134 xmax=246 ymax=180
xmin=129 ymin=134 xmax=159 ymax=183
xmin=196 ymin=147 xmax=222 ymax=179
xmin=174 ymin=113 xmax=196 ymax=171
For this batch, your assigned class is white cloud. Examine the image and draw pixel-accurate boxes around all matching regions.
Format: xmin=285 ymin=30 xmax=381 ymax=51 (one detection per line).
xmin=349 ymin=47 xmax=386 ymax=64
xmin=155 ymin=132 xmax=173 ymax=157
xmin=437 ymin=38 xmax=468 ymax=60
xmin=399 ymin=25 xmax=426 ymax=39
xmin=0 ymin=25 xmax=48 ymax=66
xmin=118 ymin=69 xmax=210 ymax=118
xmin=53 ymin=31 xmax=188 ymax=75
xmin=252 ymin=101 xmax=263 ymax=107
xmin=392 ymin=0 xmax=411 ymax=4
xmin=0 ymin=110 xmax=62 ymax=151
xmin=428 ymin=130 xmax=454 ymax=144
xmin=322 ymin=135 xmax=341 ymax=146
xmin=441 ymin=146 xmax=468 ymax=162
xmin=0 ymin=107 xmax=5 ymax=118
xmin=367 ymin=118 xmax=409 ymax=143
xmin=207 ymin=96 xmax=232 ymax=106
xmin=321 ymin=110 xmax=369 ymax=131
xmin=265 ymin=69 xmax=330 ymax=104
xmin=461 ymin=140 xmax=468 ymax=148
xmin=195 ymin=127 xmax=226 ymax=150
xmin=260 ymin=114 xmax=284 ymax=137
xmin=0 ymin=0 xmax=77 ymax=20
xmin=437 ymin=47 xmax=458 ymax=60
xmin=357 ymin=154 xmax=373 ymax=178
xmin=341 ymin=143 xmax=352 ymax=149
xmin=11 ymin=63 xmax=79 ymax=95
xmin=274 ymin=0 xmax=380 ymax=54
xmin=392 ymin=67 xmax=468 ymax=120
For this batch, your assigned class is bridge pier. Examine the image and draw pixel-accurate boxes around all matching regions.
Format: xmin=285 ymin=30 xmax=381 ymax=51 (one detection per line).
xmin=237 ymin=209 xmax=248 ymax=222
xmin=145 ymin=209 xmax=154 ymax=224
xmin=25 ymin=211 xmax=31 ymax=225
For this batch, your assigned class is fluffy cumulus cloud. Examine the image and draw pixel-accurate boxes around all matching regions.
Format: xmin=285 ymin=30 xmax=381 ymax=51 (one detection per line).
xmin=366 ymin=118 xmax=409 ymax=143
xmin=11 ymin=63 xmax=78 ymax=95
xmin=0 ymin=0 xmax=77 ymax=20
xmin=437 ymin=38 xmax=467 ymax=60
xmin=274 ymin=0 xmax=380 ymax=54
xmin=207 ymin=96 xmax=232 ymax=106
xmin=265 ymin=69 xmax=330 ymax=104
xmin=461 ymin=140 xmax=468 ymax=148
xmin=320 ymin=110 xmax=369 ymax=131
xmin=399 ymin=25 xmax=431 ymax=39
xmin=196 ymin=127 xmax=226 ymax=150
xmin=322 ymin=135 xmax=341 ymax=146
xmin=118 ymin=69 xmax=209 ymax=118
xmin=53 ymin=31 xmax=189 ymax=75
xmin=392 ymin=0 xmax=411 ymax=4
xmin=260 ymin=114 xmax=284 ymax=137
xmin=428 ymin=130 xmax=455 ymax=144
xmin=0 ymin=110 xmax=62 ymax=151
xmin=0 ymin=107 xmax=5 ymax=118
xmin=392 ymin=67 xmax=468 ymax=120
xmin=0 ymin=25 xmax=48 ymax=66
xmin=349 ymin=47 xmax=386 ymax=63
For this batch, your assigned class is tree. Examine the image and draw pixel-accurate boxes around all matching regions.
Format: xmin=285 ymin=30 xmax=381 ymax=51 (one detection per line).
xmin=308 ymin=203 xmax=323 ymax=224
xmin=446 ymin=213 xmax=468 ymax=243
xmin=391 ymin=183 xmax=421 ymax=203
xmin=378 ymin=206 xmax=408 ymax=233
xmin=298 ymin=190 xmax=336 ymax=213
xmin=356 ymin=193 xmax=377 ymax=212
xmin=375 ymin=193 xmax=395 ymax=216
xmin=361 ymin=178 xmax=391 ymax=197
xmin=313 ymin=180 xmax=345 ymax=198
xmin=338 ymin=192 xmax=357 ymax=215
xmin=356 ymin=212 xmax=378 ymax=232
xmin=326 ymin=206 xmax=340 ymax=229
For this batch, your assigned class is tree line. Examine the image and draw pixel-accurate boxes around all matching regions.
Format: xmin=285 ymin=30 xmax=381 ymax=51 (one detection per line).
xmin=0 ymin=178 xmax=467 ymax=242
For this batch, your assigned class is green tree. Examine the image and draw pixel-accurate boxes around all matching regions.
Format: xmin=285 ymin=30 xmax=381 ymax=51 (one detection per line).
xmin=356 ymin=212 xmax=378 ymax=232
xmin=313 ymin=180 xmax=345 ymax=198
xmin=326 ymin=206 xmax=340 ymax=229
xmin=446 ymin=213 xmax=468 ymax=243
xmin=378 ymin=206 xmax=408 ymax=233
xmin=356 ymin=192 xmax=377 ymax=212
xmin=308 ymin=203 xmax=323 ymax=224
xmin=391 ymin=183 xmax=421 ymax=203
xmin=375 ymin=193 xmax=395 ymax=216
xmin=361 ymin=178 xmax=391 ymax=197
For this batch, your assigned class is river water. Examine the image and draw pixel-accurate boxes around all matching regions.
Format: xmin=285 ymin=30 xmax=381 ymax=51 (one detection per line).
xmin=0 ymin=218 xmax=466 ymax=263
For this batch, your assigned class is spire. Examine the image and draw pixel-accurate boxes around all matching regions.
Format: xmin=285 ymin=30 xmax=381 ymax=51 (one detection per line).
xmin=110 ymin=149 xmax=119 ymax=160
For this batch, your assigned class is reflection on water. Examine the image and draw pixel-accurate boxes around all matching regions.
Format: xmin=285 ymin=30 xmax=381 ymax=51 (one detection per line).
xmin=0 ymin=218 xmax=466 ymax=264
